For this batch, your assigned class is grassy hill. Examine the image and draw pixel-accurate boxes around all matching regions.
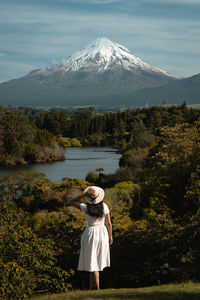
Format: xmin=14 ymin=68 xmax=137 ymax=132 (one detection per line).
xmin=31 ymin=282 xmax=200 ymax=300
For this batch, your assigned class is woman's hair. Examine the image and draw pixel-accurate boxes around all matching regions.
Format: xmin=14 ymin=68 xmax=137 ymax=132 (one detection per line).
xmin=86 ymin=201 xmax=104 ymax=218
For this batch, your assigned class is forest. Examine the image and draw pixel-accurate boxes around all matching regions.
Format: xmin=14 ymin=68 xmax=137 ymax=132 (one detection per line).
xmin=0 ymin=103 xmax=200 ymax=299
xmin=0 ymin=107 xmax=65 ymax=165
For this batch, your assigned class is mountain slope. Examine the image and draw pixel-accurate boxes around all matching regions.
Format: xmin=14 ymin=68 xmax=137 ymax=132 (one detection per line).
xmin=123 ymin=73 xmax=200 ymax=107
xmin=0 ymin=37 xmax=178 ymax=107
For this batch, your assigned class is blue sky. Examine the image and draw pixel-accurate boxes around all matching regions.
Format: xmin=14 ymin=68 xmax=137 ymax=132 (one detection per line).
xmin=0 ymin=0 xmax=200 ymax=83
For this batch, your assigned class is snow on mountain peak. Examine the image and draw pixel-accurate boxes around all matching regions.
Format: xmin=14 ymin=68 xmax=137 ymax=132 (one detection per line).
xmin=48 ymin=37 xmax=173 ymax=77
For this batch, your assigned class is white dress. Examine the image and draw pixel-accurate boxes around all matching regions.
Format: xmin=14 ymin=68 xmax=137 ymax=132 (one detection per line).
xmin=77 ymin=202 xmax=110 ymax=272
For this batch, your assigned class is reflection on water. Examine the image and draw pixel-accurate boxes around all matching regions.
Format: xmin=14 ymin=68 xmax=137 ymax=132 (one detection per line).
xmin=0 ymin=147 xmax=121 ymax=182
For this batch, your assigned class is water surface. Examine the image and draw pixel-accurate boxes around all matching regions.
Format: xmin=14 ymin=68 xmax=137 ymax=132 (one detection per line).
xmin=0 ymin=147 xmax=121 ymax=182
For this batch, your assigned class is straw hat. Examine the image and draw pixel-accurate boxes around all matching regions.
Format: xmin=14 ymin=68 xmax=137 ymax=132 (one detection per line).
xmin=83 ymin=186 xmax=105 ymax=204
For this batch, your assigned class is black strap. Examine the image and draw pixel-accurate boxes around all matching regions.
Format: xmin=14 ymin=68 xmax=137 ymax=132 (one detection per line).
xmin=90 ymin=192 xmax=99 ymax=203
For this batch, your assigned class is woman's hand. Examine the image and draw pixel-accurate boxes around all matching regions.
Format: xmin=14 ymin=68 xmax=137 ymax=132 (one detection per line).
xmin=42 ymin=189 xmax=67 ymax=202
xmin=84 ymin=188 xmax=96 ymax=198
xmin=41 ymin=188 xmax=83 ymax=207
xmin=109 ymin=237 xmax=113 ymax=245
xmin=42 ymin=189 xmax=60 ymax=201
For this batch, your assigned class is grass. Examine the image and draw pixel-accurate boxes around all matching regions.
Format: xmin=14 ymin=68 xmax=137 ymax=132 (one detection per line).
xmin=31 ymin=282 xmax=200 ymax=300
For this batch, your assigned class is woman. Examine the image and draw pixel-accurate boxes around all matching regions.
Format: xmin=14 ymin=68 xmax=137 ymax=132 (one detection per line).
xmin=70 ymin=185 xmax=113 ymax=290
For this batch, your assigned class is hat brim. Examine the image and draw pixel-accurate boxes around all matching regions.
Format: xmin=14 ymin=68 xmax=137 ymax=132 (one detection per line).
xmin=83 ymin=186 xmax=105 ymax=204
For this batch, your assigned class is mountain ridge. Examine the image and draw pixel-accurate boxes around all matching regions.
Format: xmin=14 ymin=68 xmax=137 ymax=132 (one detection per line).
xmin=0 ymin=37 xmax=181 ymax=107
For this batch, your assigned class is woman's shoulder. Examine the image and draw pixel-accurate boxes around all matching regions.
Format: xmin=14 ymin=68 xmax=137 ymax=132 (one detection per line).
xmin=103 ymin=202 xmax=110 ymax=215
xmin=80 ymin=203 xmax=87 ymax=212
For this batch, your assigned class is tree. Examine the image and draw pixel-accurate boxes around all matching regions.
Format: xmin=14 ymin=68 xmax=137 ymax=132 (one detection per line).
xmin=1 ymin=107 xmax=35 ymax=156
xmin=142 ymin=122 xmax=200 ymax=216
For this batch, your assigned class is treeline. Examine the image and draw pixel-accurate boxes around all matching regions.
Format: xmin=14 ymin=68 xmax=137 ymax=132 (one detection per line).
xmin=31 ymin=104 xmax=200 ymax=150
xmin=0 ymin=107 xmax=65 ymax=165
xmin=2 ymin=103 xmax=198 ymax=166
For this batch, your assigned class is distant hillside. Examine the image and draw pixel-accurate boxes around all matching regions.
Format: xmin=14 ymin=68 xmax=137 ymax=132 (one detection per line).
xmin=123 ymin=73 xmax=200 ymax=107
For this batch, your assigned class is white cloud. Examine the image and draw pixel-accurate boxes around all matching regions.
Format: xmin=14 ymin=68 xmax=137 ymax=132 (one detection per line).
xmin=63 ymin=0 xmax=200 ymax=4
xmin=91 ymin=0 xmax=121 ymax=4
xmin=62 ymin=0 xmax=122 ymax=4
xmin=146 ymin=0 xmax=200 ymax=4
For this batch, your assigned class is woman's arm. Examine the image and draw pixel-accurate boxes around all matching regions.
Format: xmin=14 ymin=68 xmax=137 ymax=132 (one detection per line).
xmin=66 ymin=192 xmax=85 ymax=210
xmin=105 ymin=213 xmax=113 ymax=245
xmin=42 ymin=188 xmax=85 ymax=210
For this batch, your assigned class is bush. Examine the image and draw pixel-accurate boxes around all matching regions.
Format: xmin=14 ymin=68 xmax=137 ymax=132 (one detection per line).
xmin=71 ymin=138 xmax=82 ymax=147
xmin=85 ymin=171 xmax=99 ymax=183
xmin=60 ymin=137 xmax=71 ymax=147
xmin=0 ymin=261 xmax=34 ymax=299
xmin=0 ymin=202 xmax=74 ymax=299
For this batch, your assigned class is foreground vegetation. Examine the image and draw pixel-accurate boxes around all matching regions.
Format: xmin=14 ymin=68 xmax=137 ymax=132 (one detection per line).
xmin=0 ymin=104 xmax=200 ymax=298
xmin=31 ymin=282 xmax=200 ymax=300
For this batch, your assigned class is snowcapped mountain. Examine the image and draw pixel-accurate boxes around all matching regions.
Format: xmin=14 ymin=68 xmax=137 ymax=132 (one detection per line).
xmin=40 ymin=37 xmax=173 ymax=77
xmin=0 ymin=37 xmax=178 ymax=107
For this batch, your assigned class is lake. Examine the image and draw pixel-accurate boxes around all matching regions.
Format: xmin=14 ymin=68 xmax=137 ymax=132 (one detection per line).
xmin=0 ymin=147 xmax=121 ymax=182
